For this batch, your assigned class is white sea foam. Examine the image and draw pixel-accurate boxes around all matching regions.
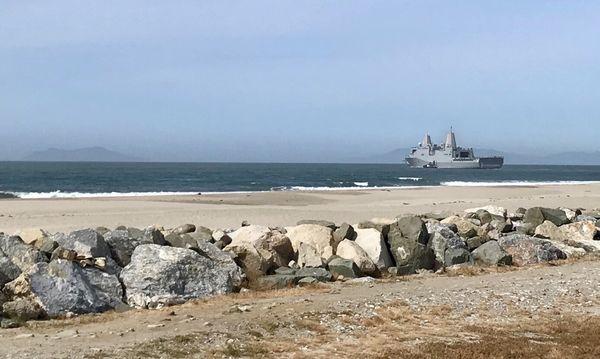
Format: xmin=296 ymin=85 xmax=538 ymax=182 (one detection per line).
xmin=7 ymin=180 xmax=600 ymax=199
xmin=441 ymin=181 xmax=600 ymax=187
xmin=11 ymin=190 xmax=203 ymax=199
xmin=398 ymin=177 xmax=422 ymax=181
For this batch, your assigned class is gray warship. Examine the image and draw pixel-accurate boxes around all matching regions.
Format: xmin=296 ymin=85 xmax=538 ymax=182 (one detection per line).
xmin=406 ymin=129 xmax=504 ymax=169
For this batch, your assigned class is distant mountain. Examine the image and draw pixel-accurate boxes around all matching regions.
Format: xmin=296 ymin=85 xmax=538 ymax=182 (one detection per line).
xmin=373 ymin=148 xmax=600 ymax=165
xmin=23 ymin=147 xmax=143 ymax=162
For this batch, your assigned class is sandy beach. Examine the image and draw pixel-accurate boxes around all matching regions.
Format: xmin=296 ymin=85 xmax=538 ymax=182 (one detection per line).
xmin=1 ymin=183 xmax=599 ymax=234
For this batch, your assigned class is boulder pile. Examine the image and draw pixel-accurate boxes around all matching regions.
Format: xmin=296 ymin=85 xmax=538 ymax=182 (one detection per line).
xmin=0 ymin=205 xmax=599 ymax=326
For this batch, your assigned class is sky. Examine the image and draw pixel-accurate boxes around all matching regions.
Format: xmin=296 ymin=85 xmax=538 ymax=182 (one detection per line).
xmin=1 ymin=1 xmax=599 ymax=162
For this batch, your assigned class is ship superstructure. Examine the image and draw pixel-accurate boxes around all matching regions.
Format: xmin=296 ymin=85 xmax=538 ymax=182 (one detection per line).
xmin=405 ymin=129 xmax=503 ymax=169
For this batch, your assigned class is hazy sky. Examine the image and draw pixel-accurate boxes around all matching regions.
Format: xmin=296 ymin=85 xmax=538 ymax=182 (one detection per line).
xmin=1 ymin=1 xmax=599 ymax=162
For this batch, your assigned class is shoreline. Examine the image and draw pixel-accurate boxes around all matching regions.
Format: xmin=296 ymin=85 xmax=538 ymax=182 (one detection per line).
xmin=1 ymin=183 xmax=599 ymax=234
xmin=3 ymin=180 xmax=600 ymax=200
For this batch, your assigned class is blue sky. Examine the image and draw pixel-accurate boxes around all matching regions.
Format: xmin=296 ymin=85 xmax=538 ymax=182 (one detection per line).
xmin=1 ymin=1 xmax=599 ymax=162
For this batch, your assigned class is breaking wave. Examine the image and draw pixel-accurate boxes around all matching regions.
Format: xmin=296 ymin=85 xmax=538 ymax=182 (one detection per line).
xmin=441 ymin=181 xmax=600 ymax=187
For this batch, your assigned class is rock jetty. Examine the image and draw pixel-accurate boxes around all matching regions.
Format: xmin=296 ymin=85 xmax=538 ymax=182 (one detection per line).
xmin=1 ymin=205 xmax=599 ymax=326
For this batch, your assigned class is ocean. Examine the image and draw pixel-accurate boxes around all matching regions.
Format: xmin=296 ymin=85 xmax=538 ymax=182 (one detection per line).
xmin=1 ymin=162 xmax=600 ymax=199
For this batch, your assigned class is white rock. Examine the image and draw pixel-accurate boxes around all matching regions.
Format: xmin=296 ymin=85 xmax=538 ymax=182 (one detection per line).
xmin=557 ymin=221 xmax=600 ymax=252
xmin=559 ymin=207 xmax=578 ymax=222
xmin=534 ymin=220 xmax=560 ymax=239
xmin=228 ymin=225 xmax=271 ymax=246
xmin=297 ymin=243 xmax=324 ymax=268
xmin=336 ymin=239 xmax=378 ymax=275
xmin=15 ymin=228 xmax=48 ymax=245
xmin=285 ymin=224 xmax=333 ymax=259
xmin=354 ymin=228 xmax=393 ymax=270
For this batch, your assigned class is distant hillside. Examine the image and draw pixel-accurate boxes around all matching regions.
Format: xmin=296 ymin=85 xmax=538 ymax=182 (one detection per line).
xmin=23 ymin=147 xmax=143 ymax=162
xmin=373 ymin=148 xmax=600 ymax=165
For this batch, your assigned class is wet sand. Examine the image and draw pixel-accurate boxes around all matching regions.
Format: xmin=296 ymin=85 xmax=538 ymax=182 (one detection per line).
xmin=1 ymin=184 xmax=599 ymax=234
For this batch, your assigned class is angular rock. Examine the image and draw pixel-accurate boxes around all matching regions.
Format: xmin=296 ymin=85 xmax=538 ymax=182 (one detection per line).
xmin=295 ymin=267 xmax=333 ymax=282
xmin=52 ymin=229 xmax=111 ymax=258
xmin=225 ymin=241 xmax=270 ymax=281
xmin=440 ymin=216 xmax=478 ymax=238
xmin=387 ymin=224 xmax=434 ymax=275
xmin=33 ymin=236 xmax=59 ymax=256
xmin=104 ymin=230 xmax=139 ymax=267
xmin=172 ymin=224 xmax=196 ymax=235
xmin=254 ymin=231 xmax=294 ymax=268
xmin=327 ymin=256 xmax=361 ymax=279
xmin=4 ymin=260 xmax=124 ymax=318
xmin=189 ymin=226 xmax=213 ymax=243
xmin=226 ymin=227 xmax=293 ymax=276
xmin=465 ymin=205 xmax=507 ymax=218
xmin=556 ymin=221 xmax=600 ymax=252
xmin=212 ymin=230 xmax=232 ymax=249
xmin=475 ymin=210 xmax=493 ymax=225
xmin=466 ymin=236 xmax=485 ymax=251
xmin=120 ymin=244 xmax=243 ymax=308
xmin=15 ymin=229 xmax=49 ymax=245
xmin=444 ymin=248 xmax=472 ymax=266
xmin=336 ymin=239 xmax=378 ymax=275
xmin=498 ymin=234 xmax=566 ymax=266
xmin=471 ymin=241 xmax=512 ymax=266
xmin=164 ymin=233 xmax=198 ymax=250
xmin=515 ymin=222 xmax=536 ymax=236
xmin=254 ymin=275 xmax=296 ymax=290
xmin=394 ymin=216 xmax=429 ymax=243
xmin=0 ymin=235 xmax=47 ymax=271
xmin=523 ymin=207 xmax=545 ymax=227
xmin=534 ymin=221 xmax=560 ymax=240
xmin=427 ymin=224 xmax=468 ymax=268
xmin=297 ymin=243 xmax=324 ymax=268
xmin=285 ymin=224 xmax=333 ymax=260
xmin=0 ymin=252 xmax=22 ymax=286
xmin=560 ymin=207 xmax=579 ymax=222
xmin=354 ymin=228 xmax=393 ymax=270
xmin=296 ymin=220 xmax=337 ymax=230
xmin=540 ymin=208 xmax=570 ymax=226
xmin=333 ymin=223 xmax=356 ymax=250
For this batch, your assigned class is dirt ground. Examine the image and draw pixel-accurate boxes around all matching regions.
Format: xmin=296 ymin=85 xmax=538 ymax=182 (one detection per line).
xmin=1 ymin=258 xmax=600 ymax=358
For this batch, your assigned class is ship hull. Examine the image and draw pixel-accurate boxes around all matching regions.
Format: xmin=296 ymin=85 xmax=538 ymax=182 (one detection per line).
xmin=405 ymin=156 xmax=504 ymax=169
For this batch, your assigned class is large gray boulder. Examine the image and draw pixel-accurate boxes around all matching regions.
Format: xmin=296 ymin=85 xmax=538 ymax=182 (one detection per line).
xmin=388 ymin=217 xmax=434 ymax=275
xmin=327 ymin=256 xmax=361 ymax=279
xmin=427 ymin=224 xmax=470 ymax=268
xmin=0 ymin=252 xmax=22 ymax=286
xmin=471 ymin=241 xmax=512 ymax=266
xmin=3 ymin=260 xmax=124 ymax=319
xmin=52 ymin=229 xmax=111 ymax=258
xmin=104 ymin=227 xmax=166 ymax=267
xmin=498 ymin=234 xmax=566 ymax=266
xmin=524 ymin=207 xmax=569 ymax=227
xmin=120 ymin=244 xmax=243 ymax=309
xmin=395 ymin=216 xmax=429 ymax=244
xmin=0 ymin=235 xmax=48 ymax=272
